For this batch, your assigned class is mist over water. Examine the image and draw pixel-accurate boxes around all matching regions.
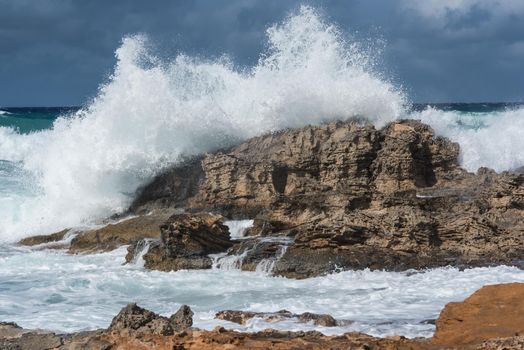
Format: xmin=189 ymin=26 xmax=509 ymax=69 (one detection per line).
xmin=0 ymin=5 xmax=522 ymax=241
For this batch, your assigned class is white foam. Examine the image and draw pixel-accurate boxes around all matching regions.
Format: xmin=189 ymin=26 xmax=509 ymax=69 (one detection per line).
xmin=411 ymin=106 xmax=524 ymax=172
xmin=0 ymin=5 xmax=522 ymax=241
xmin=224 ymin=220 xmax=254 ymax=239
xmin=0 ymin=6 xmax=406 ymax=241
xmin=1 ymin=243 xmax=523 ymax=338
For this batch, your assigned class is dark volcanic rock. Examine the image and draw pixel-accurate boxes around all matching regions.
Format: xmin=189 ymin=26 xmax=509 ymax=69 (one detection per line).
xmin=142 ymin=213 xmax=234 ymax=271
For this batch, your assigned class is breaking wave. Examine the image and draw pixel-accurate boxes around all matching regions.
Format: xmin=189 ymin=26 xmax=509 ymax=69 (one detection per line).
xmin=0 ymin=6 xmax=406 ymax=240
xmin=413 ymin=106 xmax=524 ymax=172
xmin=0 ymin=6 xmax=521 ymax=240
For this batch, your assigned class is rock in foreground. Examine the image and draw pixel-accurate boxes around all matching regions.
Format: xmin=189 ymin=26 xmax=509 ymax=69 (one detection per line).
xmin=2 ymin=284 xmax=524 ymax=349
xmin=215 ymin=309 xmax=339 ymax=327
xmin=109 ymin=303 xmax=193 ymax=336
xmin=433 ymin=282 xmax=524 ymax=346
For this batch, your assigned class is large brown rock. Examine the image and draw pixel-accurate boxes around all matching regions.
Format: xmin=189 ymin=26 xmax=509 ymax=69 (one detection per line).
xmin=433 ymin=283 xmax=524 ymax=346
xmin=130 ymin=119 xmax=524 ymax=277
xmin=141 ymin=213 xmax=234 ymax=271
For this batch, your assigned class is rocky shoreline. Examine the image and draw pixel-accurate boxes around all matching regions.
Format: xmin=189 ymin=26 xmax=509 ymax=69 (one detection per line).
xmin=1 ymin=283 xmax=523 ymax=349
xmin=12 ymin=119 xmax=524 ymax=348
xmin=20 ymin=119 xmax=524 ymax=278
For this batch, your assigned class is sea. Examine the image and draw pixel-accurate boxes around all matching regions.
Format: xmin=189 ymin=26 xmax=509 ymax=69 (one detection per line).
xmin=1 ymin=6 xmax=523 ymax=338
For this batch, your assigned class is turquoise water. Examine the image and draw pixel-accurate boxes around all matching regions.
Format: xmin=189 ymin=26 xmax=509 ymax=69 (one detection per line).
xmin=0 ymin=107 xmax=78 ymax=133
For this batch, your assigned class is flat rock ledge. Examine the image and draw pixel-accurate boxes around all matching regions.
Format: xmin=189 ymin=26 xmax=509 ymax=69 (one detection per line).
xmin=1 ymin=284 xmax=524 ymax=349
xmin=215 ymin=310 xmax=340 ymax=327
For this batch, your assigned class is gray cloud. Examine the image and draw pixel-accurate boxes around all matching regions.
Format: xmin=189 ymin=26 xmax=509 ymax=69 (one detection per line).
xmin=0 ymin=0 xmax=522 ymax=106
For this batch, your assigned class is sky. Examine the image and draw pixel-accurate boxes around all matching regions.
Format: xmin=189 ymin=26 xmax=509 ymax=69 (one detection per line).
xmin=0 ymin=0 xmax=523 ymax=106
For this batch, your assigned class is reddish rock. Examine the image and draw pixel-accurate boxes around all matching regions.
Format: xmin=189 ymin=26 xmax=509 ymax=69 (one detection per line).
xmin=433 ymin=283 xmax=524 ymax=346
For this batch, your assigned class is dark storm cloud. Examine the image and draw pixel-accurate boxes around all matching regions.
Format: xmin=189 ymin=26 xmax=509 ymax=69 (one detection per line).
xmin=0 ymin=0 xmax=522 ymax=106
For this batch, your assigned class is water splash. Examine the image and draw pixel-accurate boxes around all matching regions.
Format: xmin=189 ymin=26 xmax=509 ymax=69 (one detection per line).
xmin=224 ymin=220 xmax=254 ymax=239
xmin=412 ymin=106 xmax=524 ymax=172
xmin=0 ymin=6 xmax=406 ymax=241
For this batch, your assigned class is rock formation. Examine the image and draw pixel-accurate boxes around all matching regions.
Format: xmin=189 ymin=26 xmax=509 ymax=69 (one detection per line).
xmin=19 ymin=119 xmax=524 ymax=278
xmin=129 ymin=120 xmax=524 ymax=277
xmin=69 ymin=211 xmax=173 ymax=254
xmin=109 ymin=303 xmax=193 ymax=337
xmin=137 ymin=212 xmax=234 ymax=271
xmin=215 ymin=310 xmax=339 ymax=327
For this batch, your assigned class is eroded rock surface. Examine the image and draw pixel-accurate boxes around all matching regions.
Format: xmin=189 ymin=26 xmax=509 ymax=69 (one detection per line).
xmin=18 ymin=210 xmax=174 ymax=255
xmin=69 ymin=211 xmax=173 ymax=254
xmin=0 ymin=322 xmax=63 ymax=350
xmin=109 ymin=303 xmax=193 ymax=337
xmin=130 ymin=120 xmax=524 ymax=277
xmin=3 ymin=285 xmax=524 ymax=349
xmin=140 ymin=212 xmax=234 ymax=271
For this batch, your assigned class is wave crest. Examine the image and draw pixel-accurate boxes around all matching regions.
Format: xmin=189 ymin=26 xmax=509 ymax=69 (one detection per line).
xmin=0 ymin=6 xmax=406 ymax=240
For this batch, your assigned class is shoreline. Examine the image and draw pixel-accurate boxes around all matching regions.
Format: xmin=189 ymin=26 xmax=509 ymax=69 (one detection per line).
xmin=1 ymin=283 xmax=523 ymax=349
xmin=6 ymin=118 xmax=524 ymax=347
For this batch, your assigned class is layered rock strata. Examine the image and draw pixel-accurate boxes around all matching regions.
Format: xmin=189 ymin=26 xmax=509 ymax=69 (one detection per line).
xmin=129 ymin=120 xmax=524 ymax=277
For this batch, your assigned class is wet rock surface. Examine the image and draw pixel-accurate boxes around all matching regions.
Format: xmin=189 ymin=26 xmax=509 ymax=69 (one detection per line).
xmin=128 ymin=120 xmax=524 ymax=277
xmin=140 ymin=212 xmax=234 ymax=271
xmin=68 ymin=211 xmax=173 ymax=254
xmin=215 ymin=310 xmax=339 ymax=327
xmin=211 ymin=235 xmax=292 ymax=272
xmin=18 ymin=229 xmax=70 ymax=247
xmin=18 ymin=210 xmax=174 ymax=254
